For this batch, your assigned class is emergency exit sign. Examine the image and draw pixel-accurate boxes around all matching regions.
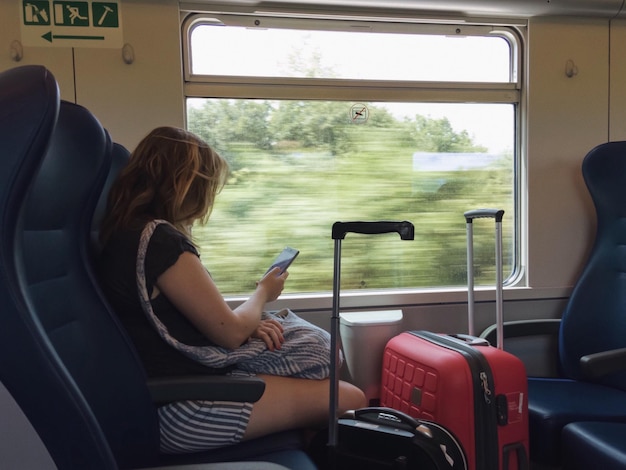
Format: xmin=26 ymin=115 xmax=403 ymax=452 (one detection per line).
xmin=20 ymin=0 xmax=122 ymax=48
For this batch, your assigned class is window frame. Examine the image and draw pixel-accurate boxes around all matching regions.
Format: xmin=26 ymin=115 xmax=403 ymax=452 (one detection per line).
xmin=180 ymin=10 xmax=527 ymax=297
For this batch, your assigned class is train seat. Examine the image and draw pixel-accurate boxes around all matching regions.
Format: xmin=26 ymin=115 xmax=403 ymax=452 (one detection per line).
xmin=482 ymin=141 xmax=626 ymax=467
xmin=526 ymin=378 xmax=626 ymax=466
xmin=561 ymin=421 xmax=626 ymax=470
xmin=527 ymin=141 xmax=626 ymax=466
xmin=0 ymin=63 xmax=61 ymax=463
xmin=0 ymin=65 xmax=314 ymax=470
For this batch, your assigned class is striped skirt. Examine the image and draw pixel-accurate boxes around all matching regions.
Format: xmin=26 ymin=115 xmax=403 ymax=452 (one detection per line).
xmin=158 ymin=400 xmax=254 ymax=453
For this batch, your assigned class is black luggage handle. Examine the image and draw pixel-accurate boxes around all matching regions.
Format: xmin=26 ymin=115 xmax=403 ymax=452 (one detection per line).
xmin=449 ymin=333 xmax=491 ymax=347
xmin=329 ymin=220 xmax=414 ymax=451
xmin=351 ymin=407 xmax=421 ymax=431
xmin=503 ymin=442 xmax=529 ymax=470
xmin=332 ymin=221 xmax=415 ymax=240
xmin=464 ymin=209 xmax=504 ymax=223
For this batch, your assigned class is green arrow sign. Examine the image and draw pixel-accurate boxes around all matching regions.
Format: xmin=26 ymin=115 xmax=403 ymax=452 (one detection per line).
xmin=21 ymin=0 xmax=122 ymax=48
xmin=42 ymin=31 xmax=105 ymax=42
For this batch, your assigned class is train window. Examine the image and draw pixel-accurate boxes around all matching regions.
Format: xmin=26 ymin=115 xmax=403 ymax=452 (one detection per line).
xmin=182 ymin=13 xmax=522 ymax=296
xmin=188 ymin=23 xmax=512 ymax=83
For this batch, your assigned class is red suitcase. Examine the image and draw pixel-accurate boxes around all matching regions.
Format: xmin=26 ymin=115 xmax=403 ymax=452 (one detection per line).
xmin=380 ymin=209 xmax=529 ymax=470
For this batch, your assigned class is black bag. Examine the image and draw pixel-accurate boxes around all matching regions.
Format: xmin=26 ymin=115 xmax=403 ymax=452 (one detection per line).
xmin=326 ymin=221 xmax=467 ymax=470
xmin=335 ymin=407 xmax=467 ymax=469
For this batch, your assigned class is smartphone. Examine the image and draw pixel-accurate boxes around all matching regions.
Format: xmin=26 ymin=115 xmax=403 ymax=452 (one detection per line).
xmin=266 ymin=247 xmax=299 ymax=274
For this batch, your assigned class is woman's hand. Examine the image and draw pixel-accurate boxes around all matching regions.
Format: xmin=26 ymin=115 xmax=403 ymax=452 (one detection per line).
xmin=250 ymin=318 xmax=285 ymax=351
xmin=255 ymin=267 xmax=288 ymax=303
xmin=248 ymin=268 xmax=288 ymax=350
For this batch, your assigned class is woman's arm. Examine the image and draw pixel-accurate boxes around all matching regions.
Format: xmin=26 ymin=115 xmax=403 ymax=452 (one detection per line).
xmin=155 ymin=251 xmax=287 ymax=349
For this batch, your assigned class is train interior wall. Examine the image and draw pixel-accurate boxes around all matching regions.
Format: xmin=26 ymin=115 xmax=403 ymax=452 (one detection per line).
xmin=2 ymin=1 xmax=626 ymax=467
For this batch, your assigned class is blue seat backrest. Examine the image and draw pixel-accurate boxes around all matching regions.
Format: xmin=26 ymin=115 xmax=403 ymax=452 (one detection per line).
xmin=559 ymin=141 xmax=626 ymax=391
xmin=0 ymin=64 xmax=65 ymax=458
xmin=1 ymin=66 xmax=160 ymax=469
xmin=92 ymin=142 xmax=130 ymax=254
xmin=19 ymin=100 xmax=160 ymax=469
xmin=0 ymin=65 xmax=58 ymax=243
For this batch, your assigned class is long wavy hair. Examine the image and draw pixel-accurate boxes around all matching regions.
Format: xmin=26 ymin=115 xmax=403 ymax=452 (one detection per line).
xmin=100 ymin=126 xmax=229 ymax=243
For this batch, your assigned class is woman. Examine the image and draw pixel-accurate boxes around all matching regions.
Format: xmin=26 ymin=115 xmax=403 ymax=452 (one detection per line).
xmin=98 ymin=126 xmax=365 ymax=453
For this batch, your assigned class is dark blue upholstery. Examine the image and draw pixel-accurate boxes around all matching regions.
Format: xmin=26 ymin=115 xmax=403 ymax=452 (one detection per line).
xmin=24 ymin=100 xmax=164 ymax=468
xmin=562 ymin=422 xmax=626 ymax=470
xmin=528 ymin=379 xmax=626 ymax=465
xmin=5 ymin=95 xmax=160 ymax=468
xmin=0 ymin=65 xmax=316 ymax=470
xmin=0 ymin=65 xmax=58 ymax=288
xmin=525 ymin=141 xmax=626 ymax=465
xmin=92 ymin=142 xmax=130 ymax=254
xmin=559 ymin=141 xmax=626 ymax=390
xmin=0 ymin=66 xmax=125 ymax=468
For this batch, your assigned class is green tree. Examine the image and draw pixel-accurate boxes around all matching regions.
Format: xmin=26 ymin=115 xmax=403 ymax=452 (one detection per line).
xmin=412 ymin=115 xmax=488 ymax=152
xmin=189 ymin=100 xmax=273 ymax=150
xmin=269 ymin=101 xmax=351 ymax=155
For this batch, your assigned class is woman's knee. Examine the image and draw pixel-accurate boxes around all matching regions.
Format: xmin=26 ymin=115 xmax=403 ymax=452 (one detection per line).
xmin=254 ymin=375 xmax=365 ymax=418
xmin=338 ymin=380 xmax=366 ymax=412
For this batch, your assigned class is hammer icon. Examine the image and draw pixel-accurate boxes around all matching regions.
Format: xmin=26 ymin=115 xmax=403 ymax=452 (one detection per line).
xmin=98 ymin=5 xmax=114 ymax=25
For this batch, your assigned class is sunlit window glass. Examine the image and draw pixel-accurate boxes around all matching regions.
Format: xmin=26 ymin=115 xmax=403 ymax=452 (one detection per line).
xmin=188 ymin=99 xmax=515 ymax=295
xmin=190 ymin=24 xmax=512 ymax=82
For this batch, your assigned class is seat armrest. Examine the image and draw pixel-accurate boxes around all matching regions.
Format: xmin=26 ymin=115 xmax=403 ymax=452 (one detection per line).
xmin=480 ymin=319 xmax=562 ymax=377
xmin=480 ymin=319 xmax=561 ymax=345
xmin=148 ymin=375 xmax=266 ymax=405
xmin=580 ymin=348 xmax=626 ymax=380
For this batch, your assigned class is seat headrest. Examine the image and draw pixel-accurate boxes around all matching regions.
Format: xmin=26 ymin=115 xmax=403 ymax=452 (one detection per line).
xmin=582 ymin=141 xmax=626 ymax=218
xmin=0 ymin=65 xmax=59 ymax=229
xmin=23 ymin=101 xmax=111 ymax=230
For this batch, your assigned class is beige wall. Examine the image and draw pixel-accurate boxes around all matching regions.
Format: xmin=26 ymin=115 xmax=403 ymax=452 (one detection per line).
xmin=609 ymin=18 xmax=626 ymax=140
xmin=0 ymin=0 xmax=184 ymax=150
xmin=525 ymin=17 xmax=610 ymax=289
xmin=522 ymin=16 xmax=626 ymax=290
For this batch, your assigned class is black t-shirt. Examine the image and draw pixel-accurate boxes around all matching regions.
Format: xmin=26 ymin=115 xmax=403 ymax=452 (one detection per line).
xmin=98 ymin=222 xmax=227 ymax=377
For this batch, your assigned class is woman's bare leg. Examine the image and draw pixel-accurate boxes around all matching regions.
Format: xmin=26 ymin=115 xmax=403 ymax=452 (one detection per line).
xmin=242 ymin=375 xmax=366 ymax=441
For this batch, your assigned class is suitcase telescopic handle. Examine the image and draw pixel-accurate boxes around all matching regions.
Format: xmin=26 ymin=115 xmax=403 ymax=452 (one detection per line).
xmin=464 ymin=208 xmax=505 ymax=223
xmin=332 ymin=221 xmax=415 ymax=240
xmin=328 ymin=220 xmax=414 ymax=451
xmin=464 ymin=208 xmax=505 ymax=348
